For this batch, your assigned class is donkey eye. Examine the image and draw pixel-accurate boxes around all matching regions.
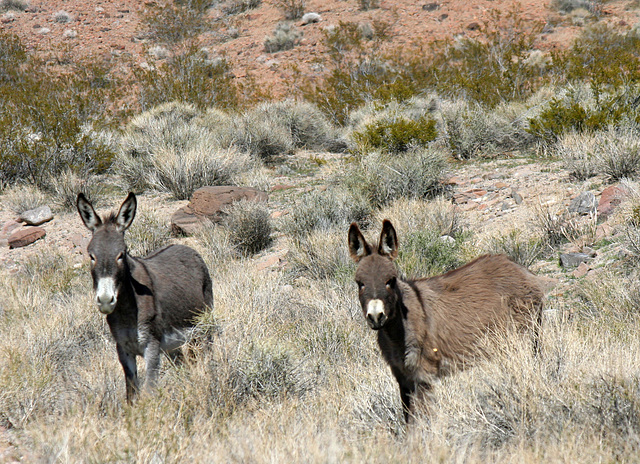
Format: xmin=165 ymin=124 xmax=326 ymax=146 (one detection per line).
xmin=89 ymin=254 xmax=96 ymax=268
xmin=116 ymin=252 xmax=125 ymax=263
xmin=386 ymin=278 xmax=396 ymax=291
xmin=356 ymin=281 xmax=364 ymax=292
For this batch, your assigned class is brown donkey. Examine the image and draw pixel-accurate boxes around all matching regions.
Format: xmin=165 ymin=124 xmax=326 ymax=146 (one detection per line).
xmin=77 ymin=192 xmax=213 ymax=404
xmin=348 ymin=220 xmax=543 ymax=423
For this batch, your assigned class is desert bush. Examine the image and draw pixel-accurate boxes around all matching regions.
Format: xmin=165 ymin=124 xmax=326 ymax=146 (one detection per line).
xmin=282 ymin=187 xmax=371 ymax=239
xmin=288 ymin=229 xmax=354 ymax=281
xmin=358 ymin=0 xmax=379 ymax=10
xmin=551 ymin=0 xmax=601 ymax=13
xmin=486 ymin=229 xmax=543 ymax=268
xmin=264 ymin=22 xmax=302 ymax=53
xmin=126 ymin=207 xmax=173 ymax=257
xmin=234 ymin=108 xmax=295 ymax=160
xmin=342 ymin=147 xmax=448 ymax=207
xmin=0 ymin=34 xmax=124 ymax=186
xmin=557 ymin=126 xmax=640 ymax=181
xmin=558 ymin=23 xmax=640 ymax=90
xmin=526 ymin=87 xmax=618 ymax=149
xmin=440 ymin=98 xmax=535 ymax=159
xmin=2 ymin=184 xmax=50 ymax=215
xmin=276 ymin=0 xmax=304 ymax=20
xmin=375 ymin=196 xmax=466 ymax=239
xmin=220 ymin=0 xmax=261 ymax=15
xmin=397 ymin=228 xmax=467 ymax=278
xmin=141 ymin=0 xmax=212 ymax=44
xmin=247 ymin=100 xmax=347 ymax=152
xmin=119 ymin=145 xmax=256 ymax=200
xmin=0 ymin=0 xmax=28 ymax=12
xmin=46 ymin=170 xmax=106 ymax=211
xmin=352 ymin=114 xmax=437 ymax=155
xmin=135 ymin=46 xmax=239 ymax=111
xmin=224 ymin=200 xmax=273 ymax=256
xmin=533 ymin=201 xmax=597 ymax=249
xmin=597 ymin=126 xmax=640 ymax=181
xmin=556 ymin=131 xmax=600 ymax=180
xmin=53 ymin=10 xmax=71 ymax=23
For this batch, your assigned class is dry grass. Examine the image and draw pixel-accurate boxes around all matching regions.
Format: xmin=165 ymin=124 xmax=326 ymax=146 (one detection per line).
xmin=4 ymin=95 xmax=640 ymax=462
xmin=3 ymin=230 xmax=640 ymax=462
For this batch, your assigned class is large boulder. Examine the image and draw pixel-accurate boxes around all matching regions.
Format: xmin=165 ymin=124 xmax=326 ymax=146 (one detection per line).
xmin=171 ymin=186 xmax=268 ymax=236
xmin=8 ymin=226 xmax=46 ymax=249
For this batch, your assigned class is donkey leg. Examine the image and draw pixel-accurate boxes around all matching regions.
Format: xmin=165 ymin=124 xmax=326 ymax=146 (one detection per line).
xmin=143 ymin=337 xmax=162 ymax=391
xmin=116 ymin=344 xmax=138 ymax=404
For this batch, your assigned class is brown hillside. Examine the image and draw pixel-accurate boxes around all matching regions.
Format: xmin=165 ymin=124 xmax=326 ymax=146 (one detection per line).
xmin=1 ymin=0 xmax=638 ymax=97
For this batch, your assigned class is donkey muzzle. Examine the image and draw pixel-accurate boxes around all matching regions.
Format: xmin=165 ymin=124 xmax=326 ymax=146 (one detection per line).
xmin=95 ymin=277 xmax=117 ymax=314
xmin=366 ymin=299 xmax=387 ymax=329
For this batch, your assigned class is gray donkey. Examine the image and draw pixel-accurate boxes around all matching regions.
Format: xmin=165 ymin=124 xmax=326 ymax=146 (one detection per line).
xmin=348 ymin=220 xmax=543 ymax=423
xmin=77 ymin=192 xmax=213 ymax=404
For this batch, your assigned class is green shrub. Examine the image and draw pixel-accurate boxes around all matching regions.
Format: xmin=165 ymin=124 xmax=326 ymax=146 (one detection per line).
xmin=557 ymin=24 xmax=640 ymax=90
xmin=352 ymin=115 xmax=437 ymax=154
xmin=527 ymin=92 xmax=614 ymax=147
xmin=264 ymin=22 xmax=302 ymax=53
xmin=342 ymin=147 xmax=448 ymax=207
xmin=141 ymin=0 xmax=212 ymax=44
xmin=397 ymin=228 xmax=467 ymax=278
xmin=135 ymin=46 xmax=240 ymax=111
xmin=551 ymin=0 xmax=600 ymax=13
xmin=0 ymin=36 xmax=123 ymax=186
xmin=224 ymin=200 xmax=273 ymax=256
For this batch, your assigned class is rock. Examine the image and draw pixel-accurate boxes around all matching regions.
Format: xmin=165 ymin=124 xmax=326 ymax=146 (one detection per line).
xmin=598 ymin=185 xmax=626 ymax=219
xmin=1 ymin=220 xmax=22 ymax=238
xmin=467 ymin=22 xmax=481 ymax=31
xmin=301 ymin=12 xmax=321 ymax=25
xmin=511 ymin=190 xmax=523 ymax=205
xmin=559 ymin=252 xmax=591 ymax=268
xmin=568 ymin=192 xmax=597 ymax=215
xmin=422 ymin=2 xmax=439 ymax=11
xmin=19 ymin=206 xmax=53 ymax=226
xmin=572 ymin=262 xmax=590 ymax=278
xmin=581 ymin=246 xmax=597 ymax=258
xmin=8 ymin=227 xmax=46 ymax=249
xmin=440 ymin=235 xmax=455 ymax=245
xmin=171 ymin=186 xmax=268 ymax=236
xmin=494 ymin=182 xmax=509 ymax=189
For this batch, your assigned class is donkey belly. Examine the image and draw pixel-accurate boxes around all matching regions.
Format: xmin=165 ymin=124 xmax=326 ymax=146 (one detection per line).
xmin=160 ymin=326 xmax=195 ymax=352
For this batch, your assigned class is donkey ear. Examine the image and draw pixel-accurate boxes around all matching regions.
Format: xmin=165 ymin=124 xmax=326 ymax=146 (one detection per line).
xmin=348 ymin=223 xmax=372 ymax=263
xmin=77 ymin=193 xmax=102 ymax=232
xmin=378 ymin=220 xmax=398 ymax=260
xmin=115 ymin=192 xmax=137 ymax=232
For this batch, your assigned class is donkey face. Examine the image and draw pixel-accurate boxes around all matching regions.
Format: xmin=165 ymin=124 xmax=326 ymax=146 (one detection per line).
xmin=77 ymin=193 xmax=137 ymax=315
xmin=349 ymin=220 xmax=400 ymax=330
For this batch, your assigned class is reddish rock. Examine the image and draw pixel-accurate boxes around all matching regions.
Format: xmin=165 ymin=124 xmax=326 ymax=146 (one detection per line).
xmin=597 ymin=185 xmax=626 ymax=219
xmin=572 ymin=262 xmax=590 ymax=278
xmin=271 ymin=184 xmax=295 ymax=191
xmin=1 ymin=220 xmax=22 ymax=238
xmin=494 ymin=182 xmax=509 ymax=189
xmin=8 ymin=227 xmax=46 ymax=249
xmin=171 ymin=186 xmax=268 ymax=236
xmin=445 ymin=176 xmax=465 ymax=186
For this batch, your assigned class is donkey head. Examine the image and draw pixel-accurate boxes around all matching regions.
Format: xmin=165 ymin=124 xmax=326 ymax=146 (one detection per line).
xmin=348 ymin=220 xmax=400 ymax=330
xmin=77 ymin=193 xmax=137 ymax=315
